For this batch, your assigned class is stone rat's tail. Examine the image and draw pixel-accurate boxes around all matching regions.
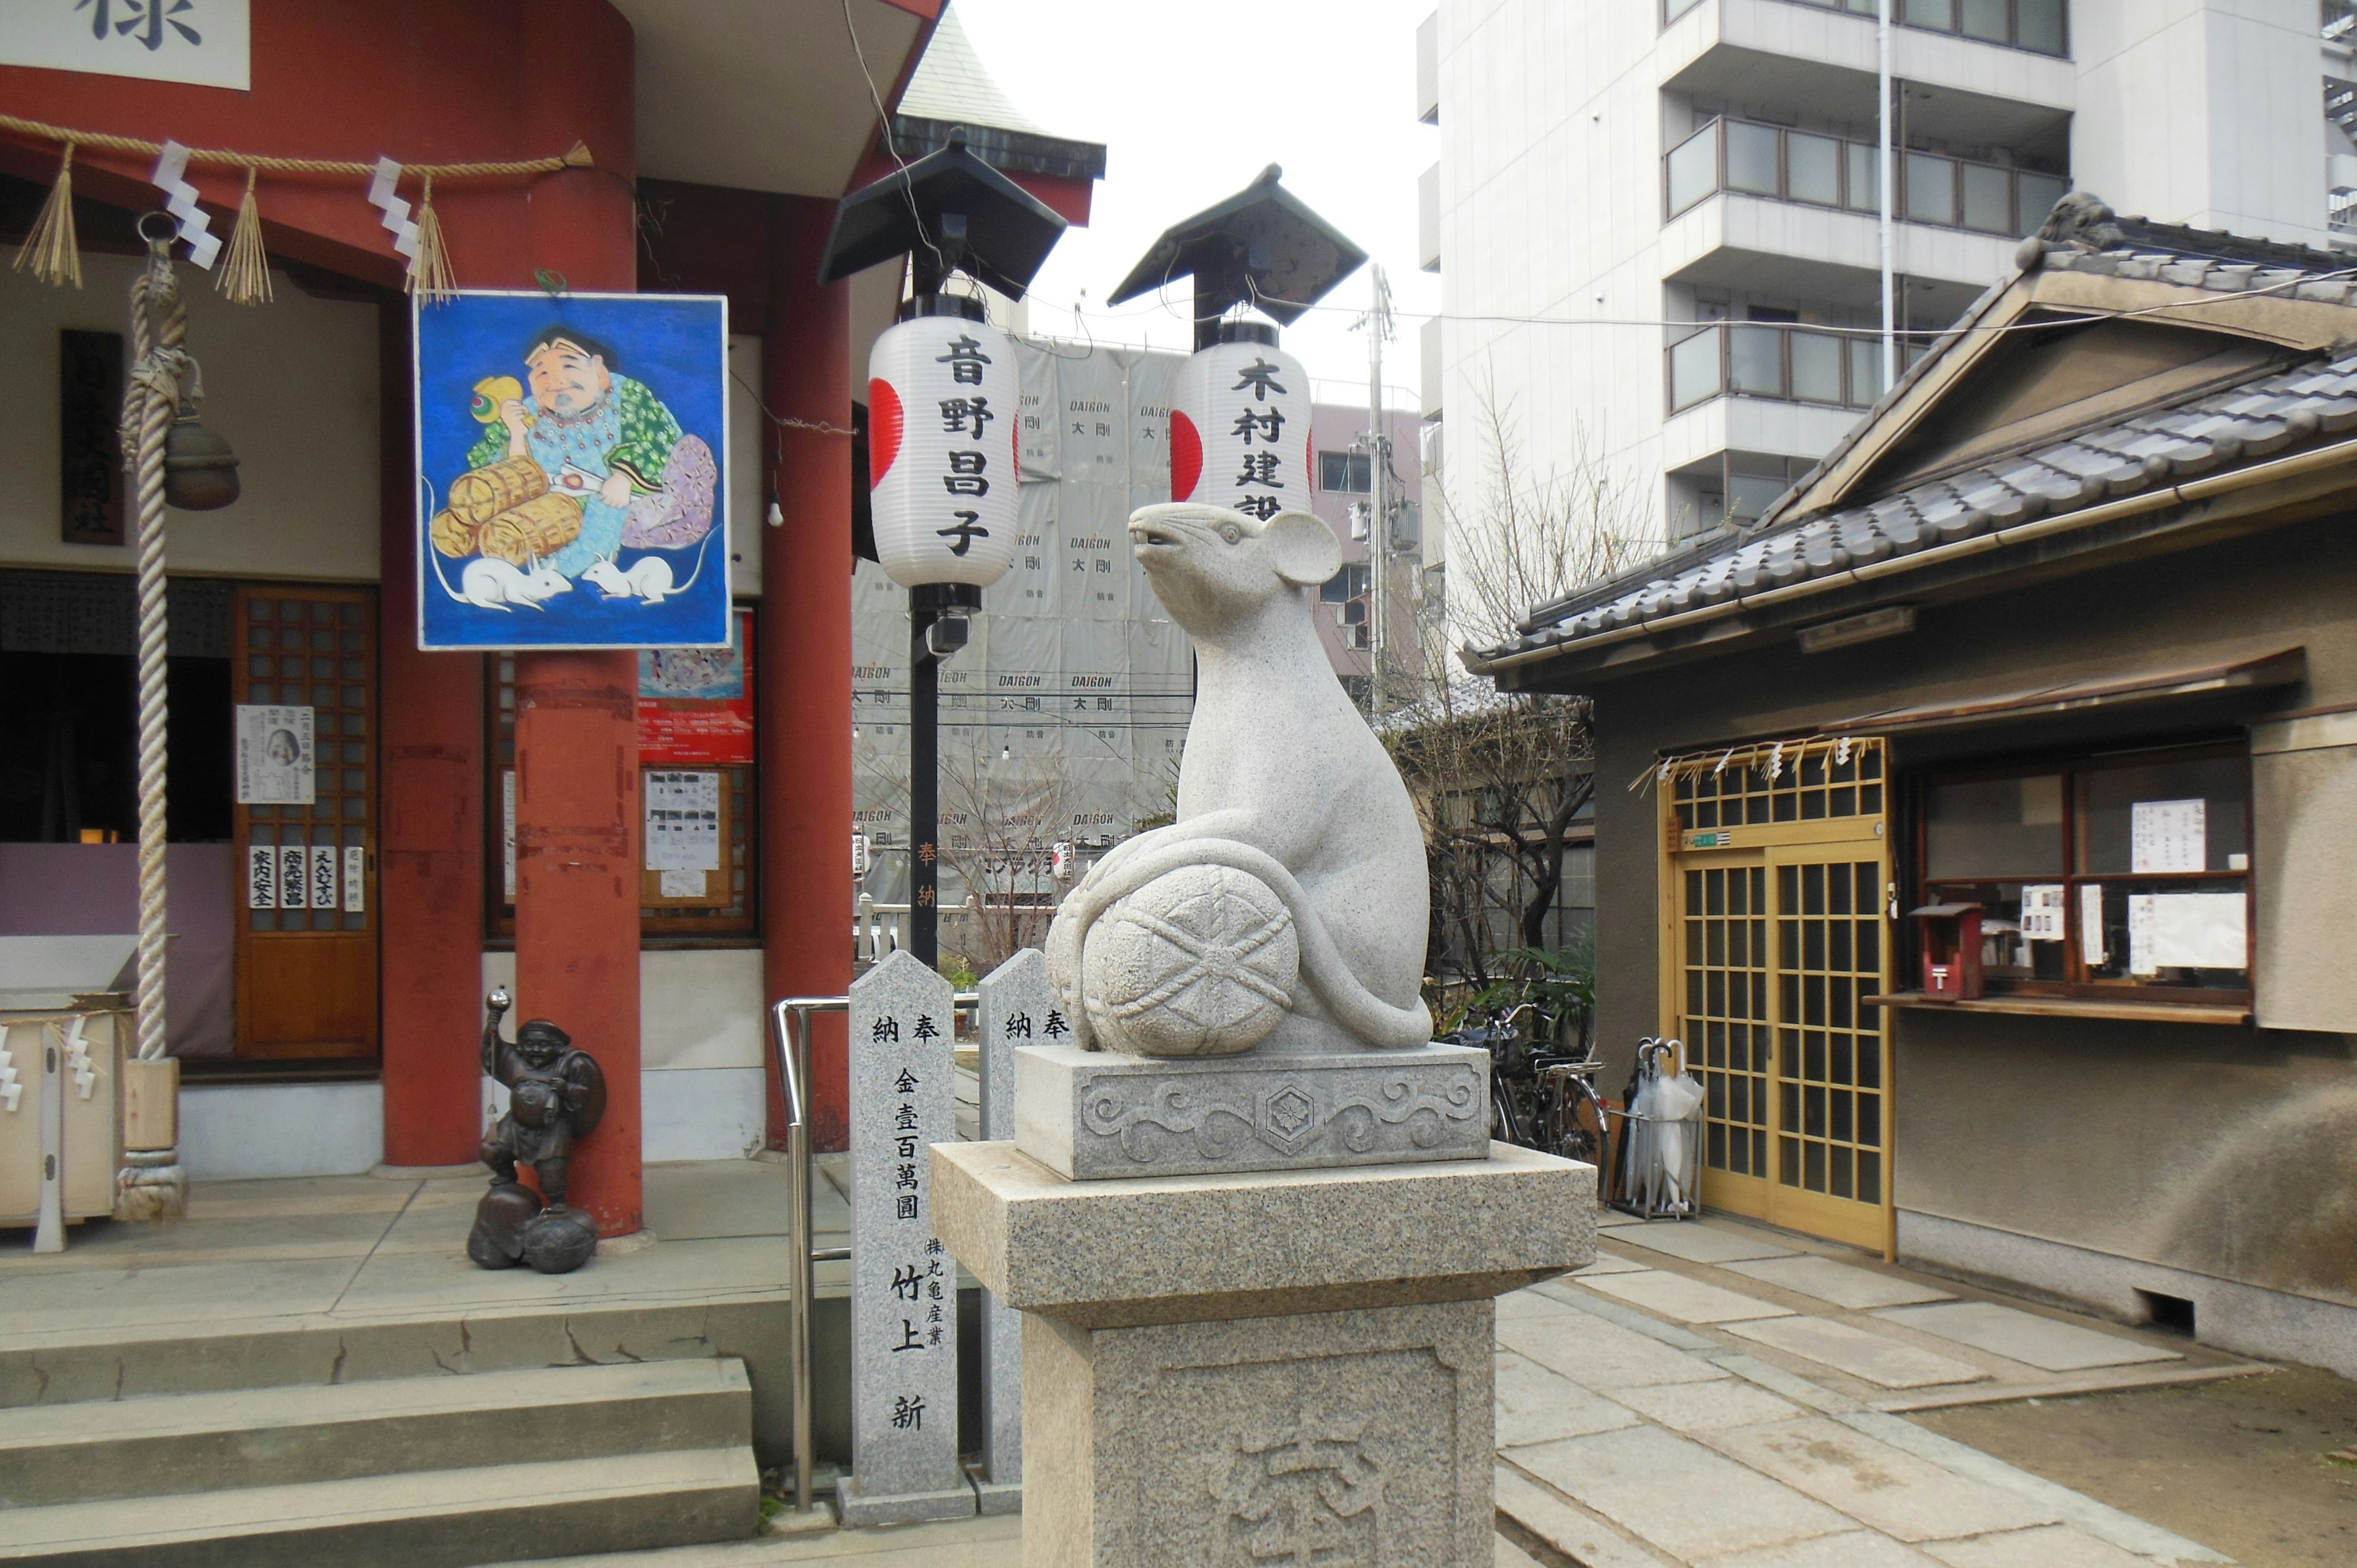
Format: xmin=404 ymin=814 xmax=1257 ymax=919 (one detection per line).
xmin=1048 ymin=836 xmax=1431 ymax=1051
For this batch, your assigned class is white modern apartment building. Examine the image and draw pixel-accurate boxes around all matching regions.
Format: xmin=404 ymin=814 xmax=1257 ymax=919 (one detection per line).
xmin=1418 ymin=0 xmax=2345 ymax=547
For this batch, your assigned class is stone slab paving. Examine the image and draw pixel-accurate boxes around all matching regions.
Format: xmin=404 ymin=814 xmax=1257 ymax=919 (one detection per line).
xmin=1495 ymin=1281 xmax=2230 ymax=1568
xmin=1920 ymin=1523 xmax=2169 ymax=1568
xmin=1697 ymin=1416 xmax=2063 ymax=1542
xmin=1580 ymin=1269 xmax=1795 ymax=1324
xmin=1723 ymin=1254 xmax=1954 ymax=1310
xmin=1608 ymin=1222 xmax=1798 ymax=1265
xmin=1496 ymin=1349 xmax=1644 ymax=1446
xmin=1873 ymin=1300 xmax=2185 ymax=1373
xmin=1725 ymin=1316 xmax=1989 ymax=1390
xmin=1574 ymin=1252 xmax=1652 ymax=1275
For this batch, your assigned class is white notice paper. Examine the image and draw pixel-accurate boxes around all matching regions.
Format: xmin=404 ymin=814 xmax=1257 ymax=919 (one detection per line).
xmin=2148 ymin=892 xmax=2247 ymax=970
xmin=310 ymin=846 xmax=338 ymax=913
xmin=2127 ymin=894 xmax=2156 ymax=975
xmin=645 ymin=771 xmax=722 ymax=872
xmin=343 ymin=846 xmax=366 ymax=913
xmin=2080 ymin=884 xmax=2106 ymax=967
xmin=278 ymin=845 xmax=309 ymax=910
xmin=2131 ymin=798 xmax=2206 ymax=874
xmin=247 ymin=845 xmax=277 ymax=910
xmin=2021 ymin=884 xmax=2066 ymax=942
xmin=659 ymin=868 xmax=709 ymax=899
xmin=501 ymin=770 xmax=517 ymax=900
xmin=236 ymin=705 xmax=315 ymax=805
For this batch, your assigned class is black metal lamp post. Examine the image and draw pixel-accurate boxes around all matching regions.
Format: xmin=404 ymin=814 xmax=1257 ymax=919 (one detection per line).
xmin=821 ymin=129 xmax=1067 ymax=967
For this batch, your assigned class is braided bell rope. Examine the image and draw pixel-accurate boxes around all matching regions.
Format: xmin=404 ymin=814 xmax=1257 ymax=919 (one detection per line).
xmin=120 ymin=247 xmax=187 ymax=1064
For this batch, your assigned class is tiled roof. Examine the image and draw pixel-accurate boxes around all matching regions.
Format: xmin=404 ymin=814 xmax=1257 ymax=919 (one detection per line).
xmin=1475 ymin=218 xmax=2357 ymax=673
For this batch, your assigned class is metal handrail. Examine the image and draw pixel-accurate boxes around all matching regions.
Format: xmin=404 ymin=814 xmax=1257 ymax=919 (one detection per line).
xmin=768 ymin=986 xmax=986 ymax=1516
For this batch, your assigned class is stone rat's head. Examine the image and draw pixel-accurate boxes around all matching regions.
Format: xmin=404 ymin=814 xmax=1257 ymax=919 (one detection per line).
xmin=1128 ymin=503 xmax=1341 ymax=635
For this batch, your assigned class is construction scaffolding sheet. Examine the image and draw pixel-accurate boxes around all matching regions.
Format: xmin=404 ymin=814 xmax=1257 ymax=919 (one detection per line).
xmin=854 ymin=342 xmax=1193 ymax=912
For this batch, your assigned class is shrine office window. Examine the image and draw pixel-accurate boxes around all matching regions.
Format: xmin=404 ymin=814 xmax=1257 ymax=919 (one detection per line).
xmin=486 ymin=606 xmax=759 ymax=943
xmin=1914 ymin=743 xmax=2250 ymax=1002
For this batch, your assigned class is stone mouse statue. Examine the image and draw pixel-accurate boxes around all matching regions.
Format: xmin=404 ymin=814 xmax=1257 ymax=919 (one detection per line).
xmin=1045 ymin=502 xmax=1431 ymax=1055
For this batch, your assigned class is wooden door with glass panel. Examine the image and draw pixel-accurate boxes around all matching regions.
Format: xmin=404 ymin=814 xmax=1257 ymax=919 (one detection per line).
xmin=1668 ymin=740 xmax=1894 ymax=1251
xmin=233 ymin=587 xmax=377 ymax=1059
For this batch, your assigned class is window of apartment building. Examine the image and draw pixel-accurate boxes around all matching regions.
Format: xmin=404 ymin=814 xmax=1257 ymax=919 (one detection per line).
xmin=1319 ymin=450 xmax=1372 ymax=493
xmin=1667 ymin=117 xmax=2065 ymax=239
xmin=1320 ymin=562 xmax=1373 ymax=604
xmin=1668 ymin=0 xmax=2062 ymax=54
xmin=1914 ymin=744 xmax=2250 ymax=1002
xmin=487 ymin=606 xmax=759 ymax=943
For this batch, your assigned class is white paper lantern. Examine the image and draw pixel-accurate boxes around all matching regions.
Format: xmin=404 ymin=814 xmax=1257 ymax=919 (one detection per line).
xmin=1168 ymin=326 xmax=1312 ymax=520
xmin=868 ymin=307 xmax=1020 ymax=588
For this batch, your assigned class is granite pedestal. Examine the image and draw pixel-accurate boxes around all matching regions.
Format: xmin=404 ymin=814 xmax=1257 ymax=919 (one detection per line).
xmin=931 ymin=1140 xmax=1593 ymax=1567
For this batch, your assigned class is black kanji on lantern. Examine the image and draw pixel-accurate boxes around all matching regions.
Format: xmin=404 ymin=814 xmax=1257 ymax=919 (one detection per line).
xmin=939 ymin=511 xmax=988 ymax=555
xmin=1232 ymin=357 xmax=1289 ymax=401
xmin=937 ymin=334 xmax=992 ymax=385
xmin=1233 ymin=407 xmax=1285 ymax=443
xmin=939 ymin=396 xmax=994 ymax=438
xmin=1236 ymin=496 xmax=1283 ymax=520
xmin=1235 ymin=452 xmax=1284 ymax=488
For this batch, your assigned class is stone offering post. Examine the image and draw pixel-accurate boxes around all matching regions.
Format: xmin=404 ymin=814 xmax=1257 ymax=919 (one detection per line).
xmin=842 ymin=951 xmax=972 ymax=1526
xmin=975 ymin=949 xmax=1054 ymax=1513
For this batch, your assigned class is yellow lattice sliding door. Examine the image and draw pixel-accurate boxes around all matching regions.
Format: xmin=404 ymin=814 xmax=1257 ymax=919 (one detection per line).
xmin=1663 ymin=741 xmax=1894 ymax=1253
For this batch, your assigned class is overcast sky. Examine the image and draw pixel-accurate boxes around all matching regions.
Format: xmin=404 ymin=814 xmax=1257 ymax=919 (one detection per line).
xmin=953 ymin=0 xmax=1440 ymax=409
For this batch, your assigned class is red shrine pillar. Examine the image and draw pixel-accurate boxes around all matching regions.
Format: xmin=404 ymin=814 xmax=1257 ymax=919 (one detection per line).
xmin=509 ymin=0 xmax=644 ymax=1235
xmin=379 ymin=303 xmax=486 ymax=1167
xmin=761 ymin=198 xmax=856 ymax=1152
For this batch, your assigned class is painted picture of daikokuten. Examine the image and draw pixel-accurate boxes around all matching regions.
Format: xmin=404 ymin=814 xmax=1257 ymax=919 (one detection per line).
xmin=414 ymin=291 xmax=730 ymax=650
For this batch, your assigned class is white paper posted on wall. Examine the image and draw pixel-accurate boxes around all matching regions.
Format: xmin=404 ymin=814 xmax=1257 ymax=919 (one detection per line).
xmin=2127 ymin=892 xmax=2246 ymax=976
xmin=2131 ymin=798 xmax=2205 ymax=874
xmin=2021 ymin=884 xmax=2065 ymax=941
xmin=645 ymin=771 xmax=722 ymax=872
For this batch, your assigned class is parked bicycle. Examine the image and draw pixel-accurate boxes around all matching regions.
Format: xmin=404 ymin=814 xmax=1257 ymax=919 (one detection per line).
xmin=1442 ymin=1000 xmax=1610 ymax=1167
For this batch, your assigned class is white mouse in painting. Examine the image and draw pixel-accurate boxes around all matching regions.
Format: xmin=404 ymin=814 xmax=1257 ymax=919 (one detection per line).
xmin=430 ymin=553 xmax=572 ymax=612
xmin=582 ymin=533 xmax=713 ymax=606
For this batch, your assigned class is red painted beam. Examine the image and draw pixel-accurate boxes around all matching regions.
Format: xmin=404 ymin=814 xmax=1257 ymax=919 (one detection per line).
xmin=762 ymin=196 xmax=855 ymax=1153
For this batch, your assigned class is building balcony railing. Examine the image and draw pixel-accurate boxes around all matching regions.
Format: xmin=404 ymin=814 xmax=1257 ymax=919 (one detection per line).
xmin=1665 ymin=115 xmax=2067 ymax=239
xmin=1666 ymin=320 xmax=1933 ymax=415
xmin=1665 ymin=0 xmax=2066 ymax=57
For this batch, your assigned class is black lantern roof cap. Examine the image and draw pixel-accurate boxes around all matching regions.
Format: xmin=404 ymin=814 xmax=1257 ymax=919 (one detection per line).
xmin=819 ymin=127 xmax=1067 ymax=300
xmin=1106 ymin=164 xmax=1367 ymax=328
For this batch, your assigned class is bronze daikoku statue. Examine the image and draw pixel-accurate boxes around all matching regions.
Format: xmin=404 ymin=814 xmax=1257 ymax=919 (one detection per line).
xmin=468 ymin=987 xmax=606 ymax=1274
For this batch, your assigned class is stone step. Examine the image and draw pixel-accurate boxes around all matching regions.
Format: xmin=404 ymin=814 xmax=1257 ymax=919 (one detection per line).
xmin=0 ymin=1446 xmax=761 ymax=1567
xmin=0 ymin=1358 xmax=752 ymax=1508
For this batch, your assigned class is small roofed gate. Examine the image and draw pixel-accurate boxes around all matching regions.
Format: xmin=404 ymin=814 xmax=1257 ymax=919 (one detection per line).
xmin=1658 ymin=738 xmax=1895 ymax=1254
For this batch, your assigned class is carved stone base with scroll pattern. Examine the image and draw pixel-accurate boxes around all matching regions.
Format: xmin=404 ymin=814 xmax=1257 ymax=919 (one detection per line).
xmin=1014 ymin=1041 xmax=1490 ymax=1180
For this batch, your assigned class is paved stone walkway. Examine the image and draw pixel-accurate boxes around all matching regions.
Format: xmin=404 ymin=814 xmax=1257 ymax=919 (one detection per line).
xmin=1492 ymin=1215 xmax=2242 ymax=1567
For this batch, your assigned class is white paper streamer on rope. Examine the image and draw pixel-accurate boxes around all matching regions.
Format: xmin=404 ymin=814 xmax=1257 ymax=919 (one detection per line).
xmin=368 ymin=155 xmax=420 ymax=260
xmin=0 ymin=1029 xmax=18 ymax=1113
xmin=1764 ymin=740 xmax=1785 ymax=781
xmin=61 ymin=1016 xmax=96 ymax=1100
xmin=149 ymin=140 xmax=220 ymax=269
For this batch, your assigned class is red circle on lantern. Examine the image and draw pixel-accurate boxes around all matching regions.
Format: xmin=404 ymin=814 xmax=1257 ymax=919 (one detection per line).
xmin=869 ymin=377 xmax=902 ymax=487
xmin=1170 ymin=408 xmax=1202 ymax=500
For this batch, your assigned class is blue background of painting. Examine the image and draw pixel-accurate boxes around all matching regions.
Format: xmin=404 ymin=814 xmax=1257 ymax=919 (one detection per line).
xmin=416 ymin=292 xmax=729 ymax=650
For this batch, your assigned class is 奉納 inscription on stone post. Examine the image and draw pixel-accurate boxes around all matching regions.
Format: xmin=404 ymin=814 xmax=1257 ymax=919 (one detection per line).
xmin=842 ymin=950 xmax=973 ymax=1526
xmin=976 ymin=948 xmax=1056 ymax=1511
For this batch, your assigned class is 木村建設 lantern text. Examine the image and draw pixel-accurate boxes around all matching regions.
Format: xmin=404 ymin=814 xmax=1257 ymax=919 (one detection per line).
xmin=1169 ymin=323 xmax=1311 ymax=521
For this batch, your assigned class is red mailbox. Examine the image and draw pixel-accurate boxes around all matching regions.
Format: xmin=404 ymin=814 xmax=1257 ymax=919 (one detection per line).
xmin=1910 ymin=902 xmax=1984 ymax=1002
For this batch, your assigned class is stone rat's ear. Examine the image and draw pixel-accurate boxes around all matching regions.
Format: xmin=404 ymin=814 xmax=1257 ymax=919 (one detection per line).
xmin=1262 ymin=510 xmax=1342 ymax=588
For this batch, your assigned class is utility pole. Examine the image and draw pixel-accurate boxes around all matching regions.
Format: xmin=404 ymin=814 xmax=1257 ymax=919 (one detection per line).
xmin=1878 ymin=0 xmax=1896 ymax=394
xmin=1353 ymin=264 xmax=1395 ymax=720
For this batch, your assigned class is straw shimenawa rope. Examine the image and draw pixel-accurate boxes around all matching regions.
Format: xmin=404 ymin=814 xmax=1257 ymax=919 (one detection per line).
xmin=1 ymin=112 xmax=591 ymax=298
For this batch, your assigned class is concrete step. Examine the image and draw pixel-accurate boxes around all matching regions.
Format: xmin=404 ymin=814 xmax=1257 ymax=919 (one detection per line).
xmin=0 ymin=1358 xmax=753 ymax=1508
xmin=0 ymin=1445 xmax=761 ymax=1567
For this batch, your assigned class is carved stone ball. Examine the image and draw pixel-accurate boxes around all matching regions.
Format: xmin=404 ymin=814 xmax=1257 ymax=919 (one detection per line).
xmin=1080 ymin=864 xmax=1300 ymax=1057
